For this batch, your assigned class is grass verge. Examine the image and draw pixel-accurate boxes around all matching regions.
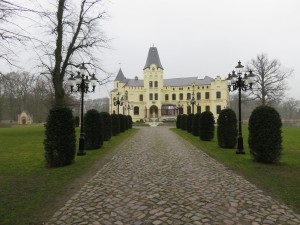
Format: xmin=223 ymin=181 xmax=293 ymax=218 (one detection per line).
xmin=171 ymin=126 xmax=300 ymax=214
xmin=0 ymin=126 xmax=137 ymax=225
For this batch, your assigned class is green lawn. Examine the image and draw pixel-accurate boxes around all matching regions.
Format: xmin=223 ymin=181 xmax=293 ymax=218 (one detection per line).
xmin=0 ymin=125 xmax=137 ymax=225
xmin=172 ymin=126 xmax=300 ymax=214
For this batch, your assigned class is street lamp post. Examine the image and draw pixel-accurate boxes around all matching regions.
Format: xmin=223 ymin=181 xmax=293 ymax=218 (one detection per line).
xmin=68 ymin=63 xmax=98 ymax=156
xmin=113 ymin=92 xmax=124 ymax=114
xmin=176 ymin=102 xmax=184 ymax=115
xmin=227 ymin=61 xmax=255 ymax=154
xmin=187 ymin=83 xmax=197 ymax=114
xmin=124 ymin=102 xmax=133 ymax=115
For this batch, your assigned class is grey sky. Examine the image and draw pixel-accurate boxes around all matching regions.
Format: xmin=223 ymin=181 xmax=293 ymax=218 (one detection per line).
xmin=98 ymin=0 xmax=300 ymax=99
xmin=1 ymin=0 xmax=299 ymax=100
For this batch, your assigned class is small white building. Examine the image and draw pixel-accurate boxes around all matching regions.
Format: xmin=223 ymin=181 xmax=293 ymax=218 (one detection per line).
xmin=17 ymin=111 xmax=33 ymax=125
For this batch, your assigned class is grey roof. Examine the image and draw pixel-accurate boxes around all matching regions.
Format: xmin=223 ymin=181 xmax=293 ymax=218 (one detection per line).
xmin=122 ymin=76 xmax=214 ymax=88
xmin=164 ymin=76 xmax=214 ymax=87
xmin=143 ymin=47 xmax=164 ymax=70
xmin=115 ymin=68 xmax=126 ymax=81
xmin=125 ymin=79 xmax=144 ymax=87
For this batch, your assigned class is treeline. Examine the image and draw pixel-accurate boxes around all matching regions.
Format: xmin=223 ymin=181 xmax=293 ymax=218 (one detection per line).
xmin=0 ymin=72 xmax=54 ymax=122
xmin=230 ymin=94 xmax=300 ymax=121
xmin=0 ymin=71 xmax=109 ymax=123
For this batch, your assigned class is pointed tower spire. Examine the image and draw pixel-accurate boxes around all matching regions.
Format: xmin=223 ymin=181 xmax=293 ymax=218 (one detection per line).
xmin=143 ymin=46 xmax=164 ymax=70
xmin=115 ymin=68 xmax=126 ymax=81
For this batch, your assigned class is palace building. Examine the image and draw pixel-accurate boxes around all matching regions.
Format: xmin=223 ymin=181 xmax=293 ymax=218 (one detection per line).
xmin=109 ymin=47 xmax=229 ymax=122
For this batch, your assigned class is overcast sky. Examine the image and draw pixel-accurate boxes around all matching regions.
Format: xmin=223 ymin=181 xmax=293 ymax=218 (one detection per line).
xmin=97 ymin=0 xmax=300 ymax=99
xmin=2 ymin=0 xmax=299 ymax=100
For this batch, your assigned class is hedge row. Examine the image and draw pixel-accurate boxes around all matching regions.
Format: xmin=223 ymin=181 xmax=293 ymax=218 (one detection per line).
xmin=44 ymin=107 xmax=132 ymax=168
xmin=177 ymin=106 xmax=282 ymax=164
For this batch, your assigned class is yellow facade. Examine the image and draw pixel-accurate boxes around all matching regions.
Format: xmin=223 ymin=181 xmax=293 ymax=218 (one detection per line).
xmin=110 ymin=47 xmax=229 ymax=122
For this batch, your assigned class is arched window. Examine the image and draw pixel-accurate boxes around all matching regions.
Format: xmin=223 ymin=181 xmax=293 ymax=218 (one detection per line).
xmin=216 ymin=105 xmax=221 ymax=114
xmin=197 ymin=92 xmax=201 ymax=100
xmin=187 ymin=93 xmax=191 ymax=100
xmin=179 ymin=93 xmax=183 ymax=100
xmin=205 ymin=92 xmax=210 ymax=99
xmin=187 ymin=106 xmax=191 ymax=115
xmin=154 ymin=81 xmax=158 ymax=87
xmin=172 ymin=94 xmax=176 ymax=100
xmin=165 ymin=94 xmax=169 ymax=101
xmin=134 ymin=106 xmax=139 ymax=115
xmin=197 ymin=106 xmax=201 ymax=113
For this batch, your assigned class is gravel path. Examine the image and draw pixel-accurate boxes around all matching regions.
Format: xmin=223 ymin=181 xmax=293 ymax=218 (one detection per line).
xmin=47 ymin=127 xmax=300 ymax=225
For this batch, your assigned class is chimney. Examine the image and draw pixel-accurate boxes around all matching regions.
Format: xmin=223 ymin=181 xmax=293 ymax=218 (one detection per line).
xmin=135 ymin=76 xmax=138 ymax=80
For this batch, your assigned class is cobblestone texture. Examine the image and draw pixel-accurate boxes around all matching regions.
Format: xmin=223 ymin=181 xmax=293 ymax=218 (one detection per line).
xmin=47 ymin=127 xmax=300 ymax=225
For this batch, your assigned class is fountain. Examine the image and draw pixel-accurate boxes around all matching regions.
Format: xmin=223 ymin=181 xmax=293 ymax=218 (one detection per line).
xmin=149 ymin=117 xmax=158 ymax=127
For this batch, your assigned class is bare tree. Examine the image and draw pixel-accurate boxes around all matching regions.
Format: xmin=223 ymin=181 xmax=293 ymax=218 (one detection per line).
xmin=35 ymin=0 xmax=111 ymax=107
xmin=278 ymin=97 xmax=300 ymax=119
xmin=0 ymin=0 xmax=35 ymax=66
xmin=246 ymin=53 xmax=293 ymax=105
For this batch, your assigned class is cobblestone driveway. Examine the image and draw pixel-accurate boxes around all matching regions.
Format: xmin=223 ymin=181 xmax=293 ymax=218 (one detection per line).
xmin=47 ymin=127 xmax=300 ymax=225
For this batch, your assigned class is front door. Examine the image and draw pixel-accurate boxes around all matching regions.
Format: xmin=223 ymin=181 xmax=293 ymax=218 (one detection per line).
xmin=149 ymin=105 xmax=158 ymax=118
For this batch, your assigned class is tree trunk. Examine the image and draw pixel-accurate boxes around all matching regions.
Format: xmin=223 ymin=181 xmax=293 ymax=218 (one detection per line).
xmin=53 ymin=0 xmax=65 ymax=107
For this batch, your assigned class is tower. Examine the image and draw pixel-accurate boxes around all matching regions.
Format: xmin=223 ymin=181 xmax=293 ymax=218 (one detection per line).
xmin=143 ymin=46 xmax=164 ymax=118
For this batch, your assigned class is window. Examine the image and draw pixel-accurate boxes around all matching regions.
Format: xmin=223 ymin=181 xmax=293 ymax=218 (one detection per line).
xmin=197 ymin=92 xmax=201 ymax=100
xmin=149 ymin=93 xmax=153 ymax=100
xmin=178 ymin=107 xmax=183 ymax=115
xmin=134 ymin=106 xmax=139 ymax=115
xmin=187 ymin=106 xmax=191 ymax=115
xmin=154 ymin=81 xmax=158 ymax=87
xmin=179 ymin=93 xmax=183 ymax=100
xmin=197 ymin=106 xmax=201 ymax=113
xmin=187 ymin=93 xmax=191 ymax=100
xmin=161 ymin=105 xmax=176 ymax=116
xmin=205 ymin=105 xmax=210 ymax=111
xmin=216 ymin=91 xmax=221 ymax=99
xmin=139 ymin=94 xmax=143 ymax=101
xmin=216 ymin=105 xmax=221 ymax=114
xmin=165 ymin=94 xmax=169 ymax=101
xmin=172 ymin=94 xmax=176 ymax=100
xmin=205 ymin=92 xmax=210 ymax=99
xmin=155 ymin=93 xmax=158 ymax=100
xmin=149 ymin=81 xmax=153 ymax=88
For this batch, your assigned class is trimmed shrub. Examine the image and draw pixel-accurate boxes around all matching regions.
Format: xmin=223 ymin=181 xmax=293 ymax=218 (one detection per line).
xmin=176 ymin=115 xmax=181 ymax=129
xmin=180 ymin=114 xmax=188 ymax=131
xmin=127 ymin=115 xmax=133 ymax=129
xmin=84 ymin=109 xmax=103 ymax=150
xmin=119 ymin=114 xmax=126 ymax=132
xmin=74 ymin=116 xmax=80 ymax=127
xmin=44 ymin=107 xmax=76 ymax=167
xmin=100 ymin=112 xmax=112 ymax=141
xmin=199 ymin=111 xmax=215 ymax=141
xmin=187 ymin=114 xmax=194 ymax=133
xmin=217 ymin=108 xmax=237 ymax=148
xmin=192 ymin=113 xmax=201 ymax=136
xmin=248 ymin=105 xmax=282 ymax=163
xmin=111 ymin=114 xmax=120 ymax=136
